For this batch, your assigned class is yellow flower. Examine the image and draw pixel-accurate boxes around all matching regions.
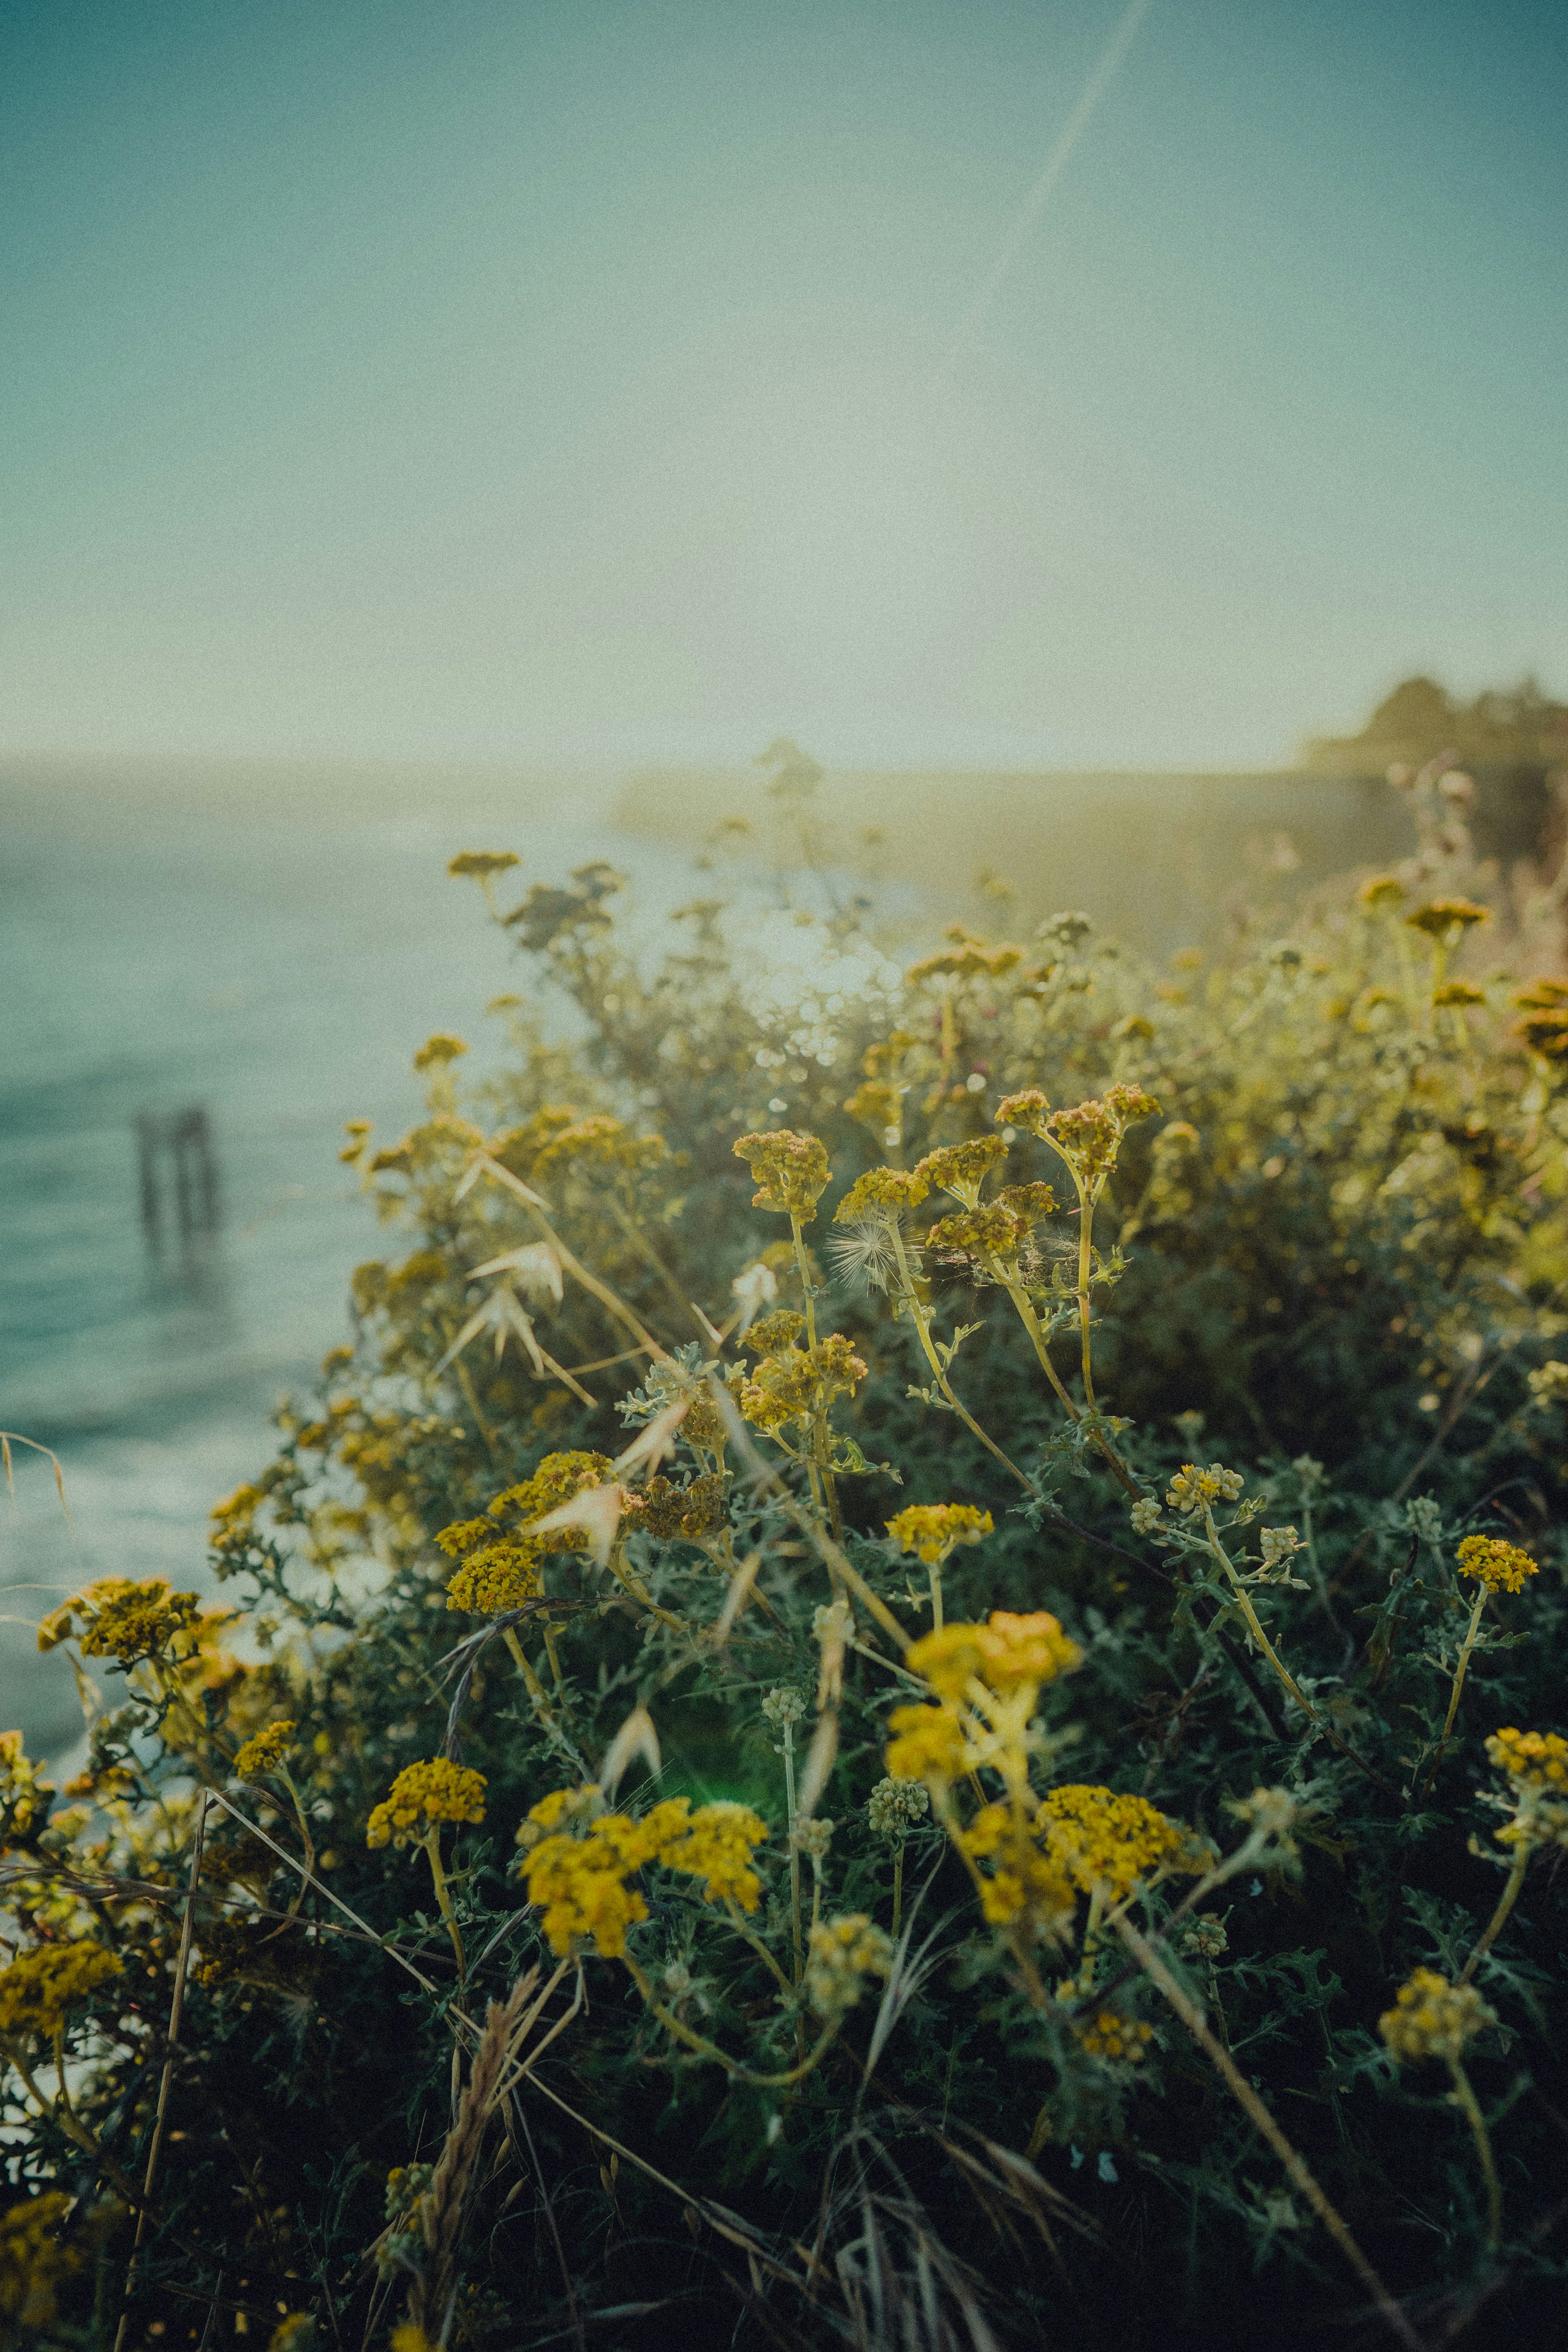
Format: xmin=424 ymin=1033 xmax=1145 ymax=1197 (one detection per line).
xmin=884 ymin=1703 xmax=972 ymax=1788
xmin=995 ymin=1087 xmax=1051 ymax=1138
xmin=1166 ymin=1463 xmax=1245 ymax=1515
xmin=447 ymin=850 xmax=519 ymax=880
xmin=1039 ymin=1786 xmax=1193 ymax=1898
xmin=1485 ymin=1727 xmax=1568 ymax=1790
xmin=413 ymin=1032 xmax=468 ymax=1070
xmin=913 ymin=1137 xmax=1009 ymax=1204
xmin=445 ymin=1540 xmax=544 ymax=1614
xmin=0 ymin=1941 xmax=121 ymax=2040
xmin=732 ymin=1130 xmax=831 ymax=1222
xmin=1405 ymin=896 xmax=1489 ymax=940
xmin=926 ymin=1204 xmax=1024 ymax=1257
xmin=0 ymin=2192 xmax=80 ymax=2331
xmin=366 ymin=1759 xmax=487 ymax=1850
xmin=886 ymin=1504 xmax=993 ymax=1567
xmin=659 ymin=1801 xmax=769 ymax=1911
xmin=994 ymin=1180 xmax=1058 ymax=1223
xmin=956 ymin=1805 xmax=1077 ymax=1938
xmin=517 ymin=1795 xmax=768 ymax=1957
xmin=1379 ymin=1968 xmax=1493 ymax=2065
xmin=907 ymin=1611 xmax=1084 ymax=1702
xmin=38 ymin=1577 xmax=201 ymax=1666
xmin=234 ymin=1721 xmax=296 ymax=1782
xmin=1039 ymin=1085 xmax=1161 ymax=1189
xmin=1433 ymin=980 xmax=1486 ymax=1008
xmin=1457 ymin=1535 xmax=1537 ymax=1594
xmin=534 ymin=1115 xmax=666 ymax=1174
xmin=834 ymin=1167 xmax=929 ymax=1222
xmin=1075 ymin=2006 xmax=1156 ymax=2063
xmin=1357 ymin=873 xmax=1406 ymax=909
xmin=0 ymin=1732 xmax=52 ymax=1847
xmin=804 ymin=1914 xmax=894 ymax=2014
xmin=434 ymin=1517 xmax=493 ymax=1558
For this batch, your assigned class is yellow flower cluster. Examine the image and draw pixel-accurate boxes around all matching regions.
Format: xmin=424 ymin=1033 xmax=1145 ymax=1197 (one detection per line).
xmin=234 ymin=1721 xmax=295 ymax=1782
xmin=1516 ymin=976 xmax=1568 ymax=1059
xmin=1038 ymin=1786 xmax=1193 ymax=1898
xmin=0 ymin=1731 xmax=51 ymax=1847
xmin=38 ymin=1577 xmax=201 ymax=1666
xmin=366 ymin=1759 xmax=487 ymax=1850
xmin=0 ymin=2192 xmax=79 ymax=2331
xmin=739 ymin=1333 xmax=867 ymax=1436
xmin=534 ymin=1114 xmax=667 ymax=1174
xmin=926 ymin=1204 xmax=1024 ymax=1258
xmin=447 ymin=849 xmax=519 ymax=880
xmin=995 ymin=1180 xmax=1058 ymax=1224
xmin=441 ymin=1453 xmax=614 ymax=1612
xmin=748 ymin=1310 xmax=805 ymax=1355
xmin=996 ymin=1087 xmax=1051 ymax=1137
xmin=905 ymin=932 xmax=1022 ymax=984
xmin=732 ymin=1130 xmax=832 ymax=1221
xmin=519 ymin=1791 xmax=769 ymax=1957
xmin=834 ymin=1167 xmax=929 ymax=1222
xmin=887 ymin=1614 xmax=1085 ymax=1801
xmin=914 ymin=1137 xmax=1008 ymax=1204
xmin=1456 ymin=1535 xmax=1538 ymax=1593
xmin=1034 ymin=1085 xmax=1161 ymax=1189
xmin=0 ymin=1940 xmax=121 ymax=2040
xmin=1379 ymin=1968 xmax=1494 ymax=2065
xmin=490 ymin=1452 xmax=615 ymax=1529
xmin=1486 ymin=1727 xmax=1568 ymax=1789
xmin=956 ymin=1805 xmax=1077 ymax=1936
xmin=803 ymin=1914 xmax=895 ymax=2015
xmin=445 ymin=1540 xmax=544 ymax=1614
xmin=625 ymin=1473 xmax=728 ymax=1542
xmin=842 ymin=1079 xmax=905 ymax=1139
xmin=907 ymin=1611 xmax=1084 ymax=1702
xmin=412 ymin=1032 xmax=468 ymax=1071
xmin=885 ymin=1504 xmax=994 ymax=1566
xmin=1405 ymin=896 xmax=1489 ymax=940
xmin=1076 ymin=2008 xmax=1156 ymax=2063
xmin=1166 ymin=1463 xmax=1246 ymax=1515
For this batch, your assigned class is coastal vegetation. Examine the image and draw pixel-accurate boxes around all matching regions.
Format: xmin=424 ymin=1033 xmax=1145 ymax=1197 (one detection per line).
xmin=7 ymin=754 xmax=1568 ymax=2348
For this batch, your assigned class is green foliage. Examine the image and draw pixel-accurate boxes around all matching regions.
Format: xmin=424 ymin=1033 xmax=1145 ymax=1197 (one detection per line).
xmin=9 ymin=780 xmax=1568 ymax=2351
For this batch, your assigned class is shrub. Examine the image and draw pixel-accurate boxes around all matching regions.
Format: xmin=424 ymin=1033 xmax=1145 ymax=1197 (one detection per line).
xmin=8 ymin=774 xmax=1568 ymax=2350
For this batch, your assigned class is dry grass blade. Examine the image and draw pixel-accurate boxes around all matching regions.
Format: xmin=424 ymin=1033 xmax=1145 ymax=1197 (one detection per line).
xmin=409 ymin=1969 xmax=540 ymax=2341
xmin=0 ymin=1430 xmax=71 ymax=1518
xmin=599 ymin=1704 xmax=661 ymax=1795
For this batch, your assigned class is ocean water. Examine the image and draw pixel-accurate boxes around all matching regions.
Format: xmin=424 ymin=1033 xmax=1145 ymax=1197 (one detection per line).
xmin=0 ymin=775 xmax=697 ymax=1758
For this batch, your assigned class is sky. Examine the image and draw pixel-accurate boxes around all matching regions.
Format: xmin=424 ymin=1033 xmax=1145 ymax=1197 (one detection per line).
xmin=2 ymin=0 xmax=1565 ymax=771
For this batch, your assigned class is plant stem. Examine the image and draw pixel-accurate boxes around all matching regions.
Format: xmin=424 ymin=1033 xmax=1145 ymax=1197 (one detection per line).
xmin=1447 ymin=2057 xmax=1501 ymax=2249
xmin=1441 ymin=1586 xmax=1488 ymax=1748
xmin=928 ymin=1562 xmax=944 ymax=1632
xmin=781 ymin=1722 xmax=803 ymax=1983
xmin=1114 ymin=1914 xmax=1424 ymax=2351
xmin=620 ymin=1955 xmax=842 ymax=2086
xmin=722 ymin=1900 xmax=795 ymax=1999
xmin=1074 ymin=1182 xmax=1099 ymax=1410
xmin=886 ymin=1223 xmax=1033 ymax=1492
xmin=1460 ymin=1840 xmax=1531 ymax=1984
xmin=113 ymin=1798 xmax=208 ymax=2352
xmin=503 ymin=1627 xmax=557 ymax=1724
xmin=892 ymin=1845 xmax=904 ymax=1940
xmin=789 ymin=1214 xmax=841 ymax=1539
xmin=424 ymin=1833 xmax=466 ymax=1979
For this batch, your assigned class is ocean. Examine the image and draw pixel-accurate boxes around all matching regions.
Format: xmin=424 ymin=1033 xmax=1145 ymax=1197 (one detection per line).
xmin=0 ymin=769 xmax=697 ymax=1761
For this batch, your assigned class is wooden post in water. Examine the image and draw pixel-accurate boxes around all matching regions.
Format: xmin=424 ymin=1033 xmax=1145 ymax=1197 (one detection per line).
xmin=135 ymin=1107 xmax=219 ymax=1256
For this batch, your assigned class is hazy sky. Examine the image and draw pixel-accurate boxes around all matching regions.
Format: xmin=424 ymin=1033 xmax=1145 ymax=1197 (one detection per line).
xmin=3 ymin=0 xmax=1565 ymax=769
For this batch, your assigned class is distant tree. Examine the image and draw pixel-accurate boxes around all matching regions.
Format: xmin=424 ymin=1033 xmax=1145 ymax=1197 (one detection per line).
xmin=1306 ymin=674 xmax=1568 ymax=772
